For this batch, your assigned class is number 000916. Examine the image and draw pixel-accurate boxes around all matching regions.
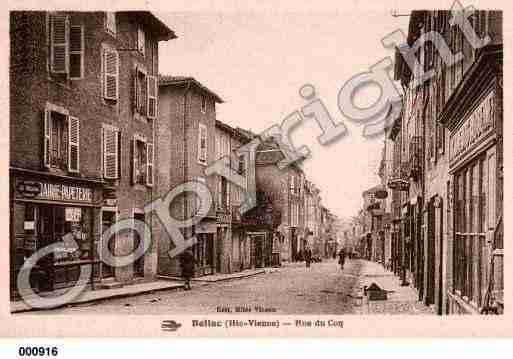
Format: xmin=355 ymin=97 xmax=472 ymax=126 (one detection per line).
xmin=18 ymin=346 xmax=58 ymax=357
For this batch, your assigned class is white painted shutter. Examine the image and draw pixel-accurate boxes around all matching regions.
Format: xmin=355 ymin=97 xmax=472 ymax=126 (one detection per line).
xmin=147 ymin=75 xmax=157 ymax=119
xmin=103 ymin=128 xmax=119 ymax=179
xmin=50 ymin=14 xmax=69 ymax=73
xmin=103 ymin=49 xmax=119 ymax=100
xmin=105 ymin=12 xmax=116 ymax=35
xmin=43 ymin=109 xmax=51 ymax=168
xmin=146 ymin=142 xmax=154 ymax=186
xmin=69 ymin=25 xmax=84 ymax=79
xmin=137 ymin=28 xmax=145 ymax=55
xmin=198 ymin=125 xmax=207 ymax=163
xmin=132 ymin=137 xmax=138 ymax=184
xmin=68 ymin=116 xmax=80 ymax=172
xmin=133 ymin=67 xmax=139 ymax=112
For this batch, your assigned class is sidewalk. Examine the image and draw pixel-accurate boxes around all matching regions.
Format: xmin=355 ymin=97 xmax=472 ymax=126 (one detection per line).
xmin=352 ymin=260 xmax=435 ymax=315
xmin=12 ymin=267 xmax=273 ymax=314
xmin=11 ymin=279 xmax=184 ymax=314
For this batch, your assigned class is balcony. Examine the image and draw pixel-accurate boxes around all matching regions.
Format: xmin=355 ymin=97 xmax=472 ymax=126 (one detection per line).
xmin=216 ymin=205 xmax=231 ymax=224
xmin=387 ymin=161 xmax=409 ymax=191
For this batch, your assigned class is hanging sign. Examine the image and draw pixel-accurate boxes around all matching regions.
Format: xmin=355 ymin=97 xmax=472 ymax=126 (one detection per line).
xmin=65 ymin=207 xmax=82 ymax=222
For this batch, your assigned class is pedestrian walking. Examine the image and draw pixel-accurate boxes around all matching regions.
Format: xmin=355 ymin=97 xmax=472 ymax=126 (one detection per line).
xmin=304 ymin=246 xmax=312 ymax=268
xmin=180 ymin=248 xmax=195 ymax=290
xmin=338 ymin=248 xmax=346 ymax=270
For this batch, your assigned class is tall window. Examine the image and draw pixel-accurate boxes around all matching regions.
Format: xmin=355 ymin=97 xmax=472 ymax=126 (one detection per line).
xmin=133 ymin=67 xmax=157 ymax=118
xmin=103 ymin=47 xmax=119 ymax=100
xmin=102 ymin=125 xmax=120 ymax=179
xmin=132 ymin=137 xmax=154 ymax=186
xmin=453 ymin=156 xmax=487 ymax=307
xmin=105 ymin=12 xmax=116 ymax=36
xmin=50 ymin=112 xmax=68 ymax=169
xmin=49 ymin=13 xmax=84 ymax=79
xmin=201 ymin=95 xmax=207 ymax=113
xmin=198 ymin=124 xmax=208 ymax=165
xmin=43 ymin=108 xmax=80 ymax=172
xmin=137 ymin=27 xmax=145 ymax=56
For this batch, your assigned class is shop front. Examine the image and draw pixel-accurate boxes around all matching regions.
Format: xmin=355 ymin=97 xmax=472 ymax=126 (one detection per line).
xmin=447 ymin=86 xmax=502 ymax=314
xmin=10 ymin=171 xmax=103 ymax=297
xmin=193 ymin=219 xmax=217 ymax=276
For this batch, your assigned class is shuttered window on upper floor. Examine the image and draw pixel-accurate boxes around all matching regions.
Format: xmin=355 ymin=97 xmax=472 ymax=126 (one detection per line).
xmin=50 ymin=13 xmax=68 ymax=74
xmin=69 ymin=25 xmax=84 ymax=79
xmin=103 ymin=125 xmax=120 ymax=179
xmin=49 ymin=13 xmax=84 ymax=79
xmin=103 ymin=48 xmax=119 ymax=100
xmin=43 ymin=107 xmax=80 ymax=173
xmin=134 ymin=67 xmax=155 ymax=117
xmin=105 ymin=12 xmax=116 ymax=36
xmin=147 ymin=75 xmax=158 ymax=119
xmin=198 ymin=123 xmax=208 ymax=165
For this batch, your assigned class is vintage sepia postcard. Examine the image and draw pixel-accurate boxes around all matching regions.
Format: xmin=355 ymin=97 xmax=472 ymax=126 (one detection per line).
xmin=1 ymin=0 xmax=512 ymax=339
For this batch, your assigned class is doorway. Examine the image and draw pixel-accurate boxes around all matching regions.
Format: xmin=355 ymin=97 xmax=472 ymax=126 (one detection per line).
xmin=133 ymin=212 xmax=145 ymax=278
xmin=100 ymin=209 xmax=116 ymax=279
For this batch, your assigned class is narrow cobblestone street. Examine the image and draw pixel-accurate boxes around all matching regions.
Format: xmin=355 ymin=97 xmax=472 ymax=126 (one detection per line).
xmin=29 ymin=259 xmax=363 ymax=315
xmin=24 ymin=259 xmax=435 ymax=315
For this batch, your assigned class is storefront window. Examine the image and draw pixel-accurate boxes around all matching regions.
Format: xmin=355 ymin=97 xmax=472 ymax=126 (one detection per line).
xmin=453 ymin=156 xmax=488 ymax=307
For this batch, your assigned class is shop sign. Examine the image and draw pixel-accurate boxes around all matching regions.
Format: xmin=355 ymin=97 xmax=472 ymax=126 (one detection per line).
xmin=17 ymin=179 xmax=93 ymax=203
xmin=104 ymin=198 xmax=117 ymax=207
xmin=450 ymin=90 xmax=495 ymax=163
xmin=16 ymin=181 xmax=41 ymax=198
xmin=24 ymin=221 xmax=35 ymax=230
xmin=65 ymin=207 xmax=82 ymax=222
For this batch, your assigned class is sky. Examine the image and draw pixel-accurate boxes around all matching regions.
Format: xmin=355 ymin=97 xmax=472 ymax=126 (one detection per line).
xmin=156 ymin=11 xmax=409 ymax=220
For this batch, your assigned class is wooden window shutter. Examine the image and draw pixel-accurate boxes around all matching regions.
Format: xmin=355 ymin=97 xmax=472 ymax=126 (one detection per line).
xmin=140 ymin=71 xmax=147 ymax=116
xmin=69 ymin=25 xmax=84 ymax=79
xmin=198 ymin=124 xmax=207 ymax=163
xmin=105 ymin=12 xmax=116 ymax=35
xmin=68 ymin=116 xmax=80 ymax=172
xmin=146 ymin=142 xmax=154 ymax=186
xmin=132 ymin=137 xmax=138 ymax=184
xmin=147 ymin=75 xmax=157 ymax=119
xmin=197 ymin=126 xmax=202 ymax=162
xmin=43 ymin=109 xmax=51 ymax=168
xmin=103 ymin=127 xmax=119 ymax=179
xmin=103 ymin=49 xmax=119 ymax=100
xmin=50 ymin=14 xmax=69 ymax=73
xmin=137 ymin=28 xmax=145 ymax=55
xmin=133 ymin=67 xmax=139 ymax=112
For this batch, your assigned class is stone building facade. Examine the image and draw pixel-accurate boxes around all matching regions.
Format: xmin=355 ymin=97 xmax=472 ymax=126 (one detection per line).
xmin=156 ymin=76 xmax=223 ymax=277
xmin=382 ymin=9 xmax=503 ymax=315
xmin=10 ymin=11 xmax=174 ymax=297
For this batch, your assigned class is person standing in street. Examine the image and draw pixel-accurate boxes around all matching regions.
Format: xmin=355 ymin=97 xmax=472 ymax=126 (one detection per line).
xmin=338 ymin=247 xmax=346 ymax=270
xmin=180 ymin=248 xmax=195 ymax=290
xmin=304 ymin=246 xmax=312 ymax=268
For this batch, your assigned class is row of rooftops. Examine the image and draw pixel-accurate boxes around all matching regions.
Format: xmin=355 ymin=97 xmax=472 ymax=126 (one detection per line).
xmin=154 ymin=14 xmax=325 ymax=208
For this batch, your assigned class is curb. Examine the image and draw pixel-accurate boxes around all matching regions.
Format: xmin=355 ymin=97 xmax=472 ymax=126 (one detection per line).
xmin=11 ymin=283 xmax=185 ymax=314
xmin=158 ymin=269 xmax=268 ymax=283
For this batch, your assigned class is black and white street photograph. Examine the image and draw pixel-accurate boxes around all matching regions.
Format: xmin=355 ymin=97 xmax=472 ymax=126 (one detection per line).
xmin=4 ymin=0 xmax=506 ymax=338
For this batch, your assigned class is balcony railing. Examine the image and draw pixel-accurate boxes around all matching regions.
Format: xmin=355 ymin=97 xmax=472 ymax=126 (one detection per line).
xmin=216 ymin=205 xmax=231 ymax=224
xmin=387 ymin=161 xmax=409 ymax=191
